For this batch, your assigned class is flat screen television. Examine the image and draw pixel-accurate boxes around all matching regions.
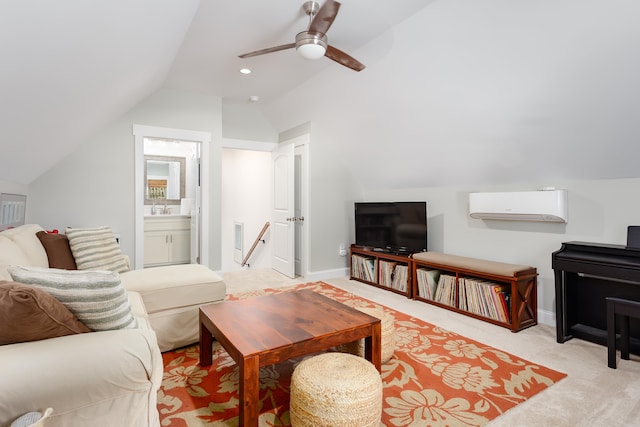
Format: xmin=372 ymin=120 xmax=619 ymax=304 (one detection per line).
xmin=354 ymin=201 xmax=427 ymax=254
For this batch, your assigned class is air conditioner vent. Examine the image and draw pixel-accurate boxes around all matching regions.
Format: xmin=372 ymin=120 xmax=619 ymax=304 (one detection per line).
xmin=469 ymin=190 xmax=567 ymax=223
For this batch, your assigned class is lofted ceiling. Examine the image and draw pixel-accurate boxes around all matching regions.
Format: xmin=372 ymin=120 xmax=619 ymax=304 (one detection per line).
xmin=163 ymin=0 xmax=433 ymax=101
xmin=0 ymin=0 xmax=432 ymax=184
xmin=2 ymin=0 xmax=640 ymax=189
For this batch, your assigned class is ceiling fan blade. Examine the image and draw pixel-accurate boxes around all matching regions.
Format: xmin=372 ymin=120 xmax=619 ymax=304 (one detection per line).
xmin=238 ymin=43 xmax=296 ymax=59
xmin=325 ymin=45 xmax=365 ymax=72
xmin=308 ymin=0 xmax=341 ymax=36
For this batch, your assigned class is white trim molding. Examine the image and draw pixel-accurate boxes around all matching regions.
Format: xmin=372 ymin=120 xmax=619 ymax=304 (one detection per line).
xmin=133 ymin=124 xmax=211 ymax=269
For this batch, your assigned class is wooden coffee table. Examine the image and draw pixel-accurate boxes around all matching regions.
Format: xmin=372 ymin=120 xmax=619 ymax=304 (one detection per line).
xmin=199 ymin=289 xmax=381 ymax=427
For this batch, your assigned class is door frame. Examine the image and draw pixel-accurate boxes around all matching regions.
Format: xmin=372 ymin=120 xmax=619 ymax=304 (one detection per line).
xmin=133 ymin=124 xmax=211 ymax=270
xmin=271 ymin=134 xmax=309 ymax=278
xmin=294 ymin=141 xmax=309 ymax=278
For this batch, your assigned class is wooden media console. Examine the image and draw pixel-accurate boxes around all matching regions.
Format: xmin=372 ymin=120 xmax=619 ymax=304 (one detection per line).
xmin=411 ymin=252 xmax=538 ymax=332
xmin=350 ymin=246 xmax=538 ymax=331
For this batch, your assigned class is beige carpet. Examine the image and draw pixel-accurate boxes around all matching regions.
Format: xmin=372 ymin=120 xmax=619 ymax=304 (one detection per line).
xmin=221 ymin=269 xmax=640 ymax=427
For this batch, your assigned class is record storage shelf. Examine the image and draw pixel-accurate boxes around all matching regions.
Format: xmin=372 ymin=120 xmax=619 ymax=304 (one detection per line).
xmin=350 ymin=245 xmax=412 ymax=298
xmin=349 ymin=245 xmax=538 ymax=332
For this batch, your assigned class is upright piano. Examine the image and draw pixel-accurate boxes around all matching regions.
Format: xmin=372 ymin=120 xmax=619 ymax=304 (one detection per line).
xmin=552 ymin=241 xmax=640 ymax=354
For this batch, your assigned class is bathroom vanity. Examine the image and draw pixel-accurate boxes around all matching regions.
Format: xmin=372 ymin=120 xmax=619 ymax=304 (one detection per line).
xmin=144 ymin=215 xmax=191 ymax=267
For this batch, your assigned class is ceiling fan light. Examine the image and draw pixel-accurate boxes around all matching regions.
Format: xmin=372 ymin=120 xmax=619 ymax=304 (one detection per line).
xmin=297 ymin=43 xmax=326 ymax=59
xmin=295 ymin=32 xmax=327 ymax=60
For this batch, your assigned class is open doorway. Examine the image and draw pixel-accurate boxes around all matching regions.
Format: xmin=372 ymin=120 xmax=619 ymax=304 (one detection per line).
xmin=133 ymin=125 xmax=211 ymax=270
xmin=220 ymin=147 xmax=272 ymax=271
xmin=143 ymin=138 xmax=200 ymax=267
xmin=220 ymin=135 xmax=308 ymax=278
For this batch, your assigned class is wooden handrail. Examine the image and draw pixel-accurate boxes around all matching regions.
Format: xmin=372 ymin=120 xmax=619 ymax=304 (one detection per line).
xmin=241 ymin=221 xmax=270 ymax=267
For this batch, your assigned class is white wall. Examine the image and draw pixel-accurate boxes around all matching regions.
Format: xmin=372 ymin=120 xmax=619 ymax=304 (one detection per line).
xmin=361 ymin=178 xmax=640 ymax=324
xmin=253 ymin=0 xmax=640 ymax=320
xmin=222 ymin=99 xmax=278 ymax=142
xmin=220 ymin=148 xmax=272 ymax=272
xmin=27 ymin=87 xmax=224 ymax=269
xmin=0 ymin=181 xmax=28 ymax=194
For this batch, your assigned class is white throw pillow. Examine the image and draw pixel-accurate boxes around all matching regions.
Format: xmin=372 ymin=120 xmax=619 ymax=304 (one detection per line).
xmin=65 ymin=226 xmax=129 ymax=273
xmin=7 ymin=266 xmax=137 ymax=331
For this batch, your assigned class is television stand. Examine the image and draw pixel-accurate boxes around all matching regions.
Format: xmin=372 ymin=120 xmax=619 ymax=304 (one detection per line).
xmin=350 ymin=245 xmax=412 ymax=298
xmin=411 ymin=251 xmax=538 ymax=332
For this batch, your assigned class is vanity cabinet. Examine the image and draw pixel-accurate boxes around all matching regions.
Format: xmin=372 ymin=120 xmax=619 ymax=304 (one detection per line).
xmin=144 ymin=216 xmax=191 ymax=267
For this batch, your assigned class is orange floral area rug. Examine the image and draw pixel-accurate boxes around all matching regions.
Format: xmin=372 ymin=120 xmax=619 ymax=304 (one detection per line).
xmin=158 ymin=282 xmax=566 ymax=426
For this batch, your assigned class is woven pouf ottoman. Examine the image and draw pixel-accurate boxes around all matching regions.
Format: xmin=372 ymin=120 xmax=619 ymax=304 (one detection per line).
xmin=290 ymin=352 xmax=382 ymax=427
xmin=337 ymin=306 xmax=395 ymax=363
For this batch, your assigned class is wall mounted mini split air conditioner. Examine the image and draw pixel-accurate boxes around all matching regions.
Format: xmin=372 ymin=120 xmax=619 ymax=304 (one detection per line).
xmin=468 ymin=189 xmax=568 ymax=223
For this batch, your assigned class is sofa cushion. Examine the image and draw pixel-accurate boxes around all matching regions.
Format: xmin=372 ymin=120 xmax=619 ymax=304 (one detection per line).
xmin=1 ymin=225 xmax=49 ymax=268
xmin=65 ymin=226 xmax=129 ymax=273
xmin=0 ymin=281 xmax=91 ymax=345
xmin=411 ymin=251 xmax=535 ymax=277
xmin=120 ymin=264 xmax=226 ymax=313
xmin=7 ymin=266 xmax=137 ymax=331
xmin=0 ymin=224 xmax=48 ymax=281
xmin=36 ymin=231 xmax=77 ymax=270
xmin=0 ymin=237 xmax=30 ymax=281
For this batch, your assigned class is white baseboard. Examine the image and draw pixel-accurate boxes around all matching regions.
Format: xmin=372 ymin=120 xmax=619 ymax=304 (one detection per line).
xmin=304 ymin=267 xmax=349 ymax=283
xmin=537 ymin=308 xmax=555 ymax=327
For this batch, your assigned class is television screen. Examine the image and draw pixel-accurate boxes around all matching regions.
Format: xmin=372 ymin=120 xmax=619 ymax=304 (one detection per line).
xmin=354 ymin=202 xmax=427 ymax=254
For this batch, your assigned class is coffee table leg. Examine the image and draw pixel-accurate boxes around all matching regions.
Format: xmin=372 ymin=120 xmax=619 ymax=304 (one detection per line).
xmin=239 ymin=355 xmax=259 ymax=426
xmin=364 ymin=322 xmax=382 ymax=372
xmin=199 ymin=320 xmax=213 ymax=366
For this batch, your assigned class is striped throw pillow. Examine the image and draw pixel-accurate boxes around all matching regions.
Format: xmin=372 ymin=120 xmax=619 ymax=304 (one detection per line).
xmin=65 ymin=226 xmax=129 ymax=273
xmin=7 ymin=266 xmax=137 ymax=331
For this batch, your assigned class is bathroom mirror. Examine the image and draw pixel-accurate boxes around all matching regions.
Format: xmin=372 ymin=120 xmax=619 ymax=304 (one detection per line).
xmin=144 ymin=155 xmax=185 ymax=205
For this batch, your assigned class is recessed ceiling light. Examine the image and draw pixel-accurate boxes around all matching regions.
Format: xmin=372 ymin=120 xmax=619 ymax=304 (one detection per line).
xmin=239 ymin=68 xmax=252 ymax=74
xmin=249 ymin=96 xmax=259 ymax=102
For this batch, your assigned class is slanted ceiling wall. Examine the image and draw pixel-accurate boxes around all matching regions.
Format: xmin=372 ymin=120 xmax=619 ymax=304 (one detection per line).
xmin=25 ymin=88 xmax=223 ymax=269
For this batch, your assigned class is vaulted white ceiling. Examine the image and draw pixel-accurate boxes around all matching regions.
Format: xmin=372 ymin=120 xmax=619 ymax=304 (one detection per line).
xmin=2 ymin=0 xmax=640 ymax=189
xmin=0 ymin=0 xmax=431 ymax=184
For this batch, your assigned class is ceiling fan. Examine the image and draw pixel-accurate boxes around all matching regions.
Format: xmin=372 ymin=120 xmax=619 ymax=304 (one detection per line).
xmin=238 ymin=0 xmax=365 ymax=72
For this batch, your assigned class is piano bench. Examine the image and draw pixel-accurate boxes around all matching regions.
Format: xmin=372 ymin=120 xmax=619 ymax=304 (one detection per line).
xmin=606 ymin=296 xmax=640 ymax=369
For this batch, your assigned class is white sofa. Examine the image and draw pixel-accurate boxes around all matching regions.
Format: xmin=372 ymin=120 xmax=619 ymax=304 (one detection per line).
xmin=0 ymin=224 xmax=227 ymax=427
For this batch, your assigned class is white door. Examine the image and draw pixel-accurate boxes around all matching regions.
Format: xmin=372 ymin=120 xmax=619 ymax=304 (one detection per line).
xmin=271 ymin=143 xmax=295 ymax=278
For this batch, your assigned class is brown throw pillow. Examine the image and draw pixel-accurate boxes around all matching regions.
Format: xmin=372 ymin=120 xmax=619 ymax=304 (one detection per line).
xmin=36 ymin=231 xmax=77 ymax=270
xmin=0 ymin=281 xmax=90 ymax=345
